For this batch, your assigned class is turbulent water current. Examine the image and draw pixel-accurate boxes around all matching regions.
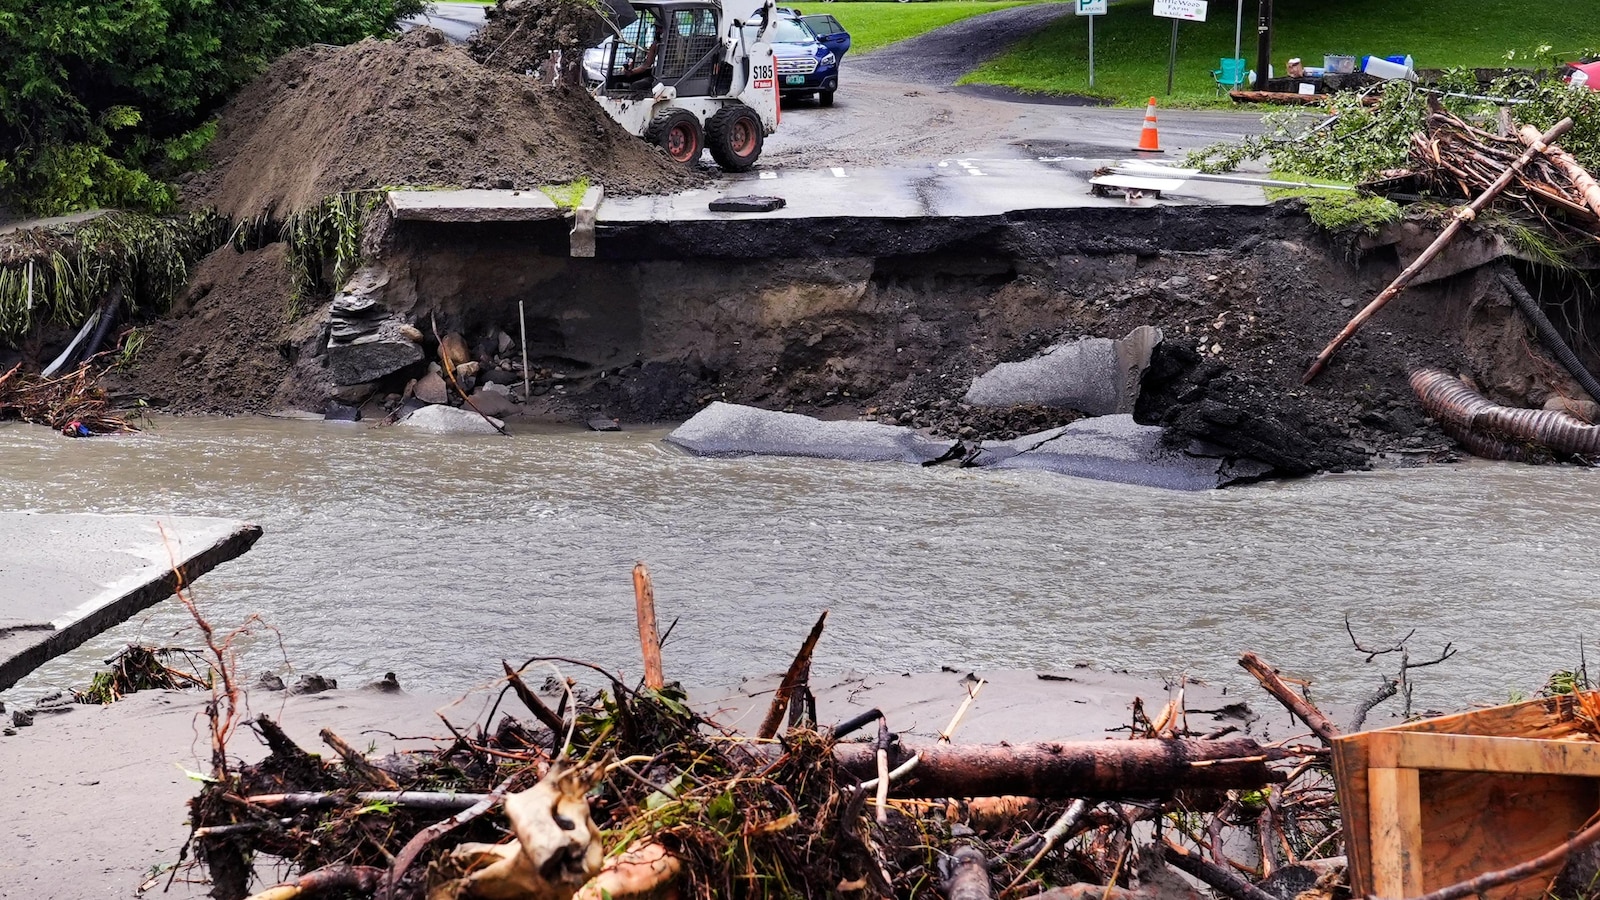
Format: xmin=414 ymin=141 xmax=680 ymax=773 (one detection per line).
xmin=2 ymin=416 xmax=1597 ymax=710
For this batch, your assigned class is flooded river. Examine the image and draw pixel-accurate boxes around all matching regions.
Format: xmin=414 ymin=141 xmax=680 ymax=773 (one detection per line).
xmin=2 ymin=416 xmax=1596 ymax=710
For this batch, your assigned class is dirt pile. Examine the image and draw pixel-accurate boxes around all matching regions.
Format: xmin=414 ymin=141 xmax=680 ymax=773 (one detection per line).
xmin=470 ymin=0 xmax=618 ymax=76
xmin=183 ymin=28 xmax=699 ymax=221
xmin=105 ymin=243 xmax=324 ymax=414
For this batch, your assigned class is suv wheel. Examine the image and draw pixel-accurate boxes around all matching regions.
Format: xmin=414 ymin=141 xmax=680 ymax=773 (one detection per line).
xmin=644 ymin=109 xmax=704 ymax=165
xmin=706 ymin=104 xmax=764 ymax=171
xmin=819 ymin=89 xmax=836 ymax=107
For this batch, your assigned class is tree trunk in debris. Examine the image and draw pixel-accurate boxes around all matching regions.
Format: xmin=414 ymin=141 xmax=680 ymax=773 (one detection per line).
xmin=942 ymin=846 xmax=994 ymax=900
xmin=831 ymin=738 xmax=1279 ymax=798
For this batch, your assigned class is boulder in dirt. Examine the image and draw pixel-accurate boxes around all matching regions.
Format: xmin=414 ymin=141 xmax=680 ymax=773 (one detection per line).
xmin=983 ymin=415 xmax=1271 ymax=491
xmin=666 ymin=402 xmax=954 ymax=463
xmin=964 ymin=326 xmax=1163 ymax=416
xmin=324 ymin=400 xmax=362 ymax=422
xmin=326 ymin=336 xmax=425 ymax=386
xmin=398 ymin=404 xmax=506 ymax=435
xmin=414 ymin=371 xmax=450 ymax=404
xmin=468 ymin=389 xmax=516 ymax=418
xmin=440 ymin=333 xmax=472 ymax=368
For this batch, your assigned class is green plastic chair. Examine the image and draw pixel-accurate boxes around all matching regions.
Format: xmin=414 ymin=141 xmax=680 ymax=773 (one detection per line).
xmin=1212 ymin=57 xmax=1249 ymax=94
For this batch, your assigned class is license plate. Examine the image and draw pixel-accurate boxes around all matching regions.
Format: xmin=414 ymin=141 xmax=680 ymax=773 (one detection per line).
xmin=785 ymin=75 xmax=806 ymax=85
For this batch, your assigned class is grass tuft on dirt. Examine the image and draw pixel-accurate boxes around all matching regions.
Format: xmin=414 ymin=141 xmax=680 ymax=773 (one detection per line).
xmin=962 ymin=0 xmax=1600 ymax=106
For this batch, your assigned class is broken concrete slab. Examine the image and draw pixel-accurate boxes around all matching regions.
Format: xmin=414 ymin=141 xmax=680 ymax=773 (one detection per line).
xmin=666 ymin=402 xmax=953 ymax=463
xmin=326 ymin=333 xmax=425 ymax=385
xmin=987 ymin=415 xmax=1264 ymax=490
xmin=396 ymin=403 xmax=505 ymax=435
xmin=570 ymin=184 xmax=603 ymax=258
xmin=0 ymin=513 xmax=262 ymax=692
xmin=964 ymin=326 xmax=1163 ymax=415
xmin=387 ymin=189 xmax=563 ymax=223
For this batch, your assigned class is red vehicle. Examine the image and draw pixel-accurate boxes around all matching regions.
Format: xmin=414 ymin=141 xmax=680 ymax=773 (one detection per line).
xmin=1564 ymin=59 xmax=1600 ymax=90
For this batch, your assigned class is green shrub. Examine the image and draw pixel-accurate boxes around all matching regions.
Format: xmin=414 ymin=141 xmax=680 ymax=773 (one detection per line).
xmin=0 ymin=0 xmax=424 ymax=216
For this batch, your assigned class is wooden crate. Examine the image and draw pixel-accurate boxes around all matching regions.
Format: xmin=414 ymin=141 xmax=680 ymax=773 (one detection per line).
xmin=1332 ymin=692 xmax=1600 ymax=899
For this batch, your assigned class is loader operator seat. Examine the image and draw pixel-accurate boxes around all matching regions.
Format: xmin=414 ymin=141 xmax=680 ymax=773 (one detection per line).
xmin=656 ymin=7 xmax=723 ymax=97
xmin=612 ymin=10 xmax=663 ymax=91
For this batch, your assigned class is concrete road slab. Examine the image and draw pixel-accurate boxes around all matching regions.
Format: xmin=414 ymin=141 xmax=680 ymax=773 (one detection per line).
xmin=388 ymin=189 xmax=563 ymax=222
xmin=0 ymin=513 xmax=262 ymax=691
xmin=598 ymin=156 xmax=1265 ymax=224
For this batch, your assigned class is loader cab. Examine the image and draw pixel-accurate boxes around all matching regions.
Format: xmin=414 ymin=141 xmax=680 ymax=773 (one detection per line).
xmin=603 ymin=2 xmax=732 ymax=98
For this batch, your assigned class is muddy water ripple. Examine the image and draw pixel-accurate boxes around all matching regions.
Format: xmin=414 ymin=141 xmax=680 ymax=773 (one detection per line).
xmin=2 ymin=417 xmax=1596 ymax=709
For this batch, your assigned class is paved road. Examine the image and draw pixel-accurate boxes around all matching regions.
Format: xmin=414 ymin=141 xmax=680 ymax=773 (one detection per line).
xmin=605 ymin=154 xmax=1264 ymax=223
xmin=761 ymin=74 xmax=1261 ymax=167
xmin=853 ymin=2 xmax=1077 ymax=86
xmin=403 ymin=1 xmax=487 ymax=42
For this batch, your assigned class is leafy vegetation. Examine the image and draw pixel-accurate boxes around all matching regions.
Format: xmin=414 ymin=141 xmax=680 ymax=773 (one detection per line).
xmin=826 ymin=1 xmax=1031 ymax=55
xmin=1190 ymin=76 xmax=1600 ymax=184
xmin=268 ymin=191 xmax=385 ymax=318
xmin=962 ymin=0 xmax=1600 ymax=106
xmin=0 ymin=0 xmax=424 ymax=216
xmin=0 ymin=210 xmax=228 ymax=343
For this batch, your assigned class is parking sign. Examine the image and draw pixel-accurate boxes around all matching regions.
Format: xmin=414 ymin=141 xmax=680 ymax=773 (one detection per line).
xmin=1077 ymin=0 xmax=1106 ymax=14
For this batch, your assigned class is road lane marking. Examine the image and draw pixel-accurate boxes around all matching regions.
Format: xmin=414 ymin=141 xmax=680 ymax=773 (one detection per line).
xmin=830 ymin=167 xmax=847 ymax=178
xmin=759 ymin=171 xmax=777 ymax=179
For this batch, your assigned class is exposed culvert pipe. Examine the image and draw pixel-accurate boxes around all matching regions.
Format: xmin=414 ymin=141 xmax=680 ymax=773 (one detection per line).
xmin=1498 ymin=267 xmax=1600 ymax=406
xmin=1410 ymin=367 xmax=1600 ymax=461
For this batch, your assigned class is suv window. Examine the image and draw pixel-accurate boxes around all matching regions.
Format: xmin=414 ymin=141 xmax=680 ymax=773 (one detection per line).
xmin=801 ymin=14 xmax=842 ymax=36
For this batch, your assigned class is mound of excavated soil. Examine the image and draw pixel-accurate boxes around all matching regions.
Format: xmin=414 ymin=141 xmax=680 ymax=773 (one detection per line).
xmin=183 ymin=29 xmax=699 ymax=220
xmin=471 ymin=0 xmax=615 ymax=76
xmin=106 ymin=244 xmax=322 ymax=414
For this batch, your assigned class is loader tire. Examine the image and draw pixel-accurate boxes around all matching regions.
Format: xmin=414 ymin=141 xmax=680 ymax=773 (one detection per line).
xmin=645 ymin=109 xmax=704 ymax=165
xmin=706 ymin=105 xmax=764 ymax=172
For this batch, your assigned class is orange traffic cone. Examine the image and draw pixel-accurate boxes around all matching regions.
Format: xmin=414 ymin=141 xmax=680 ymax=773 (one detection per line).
xmin=1133 ymin=97 xmax=1164 ymax=152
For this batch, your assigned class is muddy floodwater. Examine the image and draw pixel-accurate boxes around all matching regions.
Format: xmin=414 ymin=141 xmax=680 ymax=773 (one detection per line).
xmin=2 ymin=417 xmax=1596 ymax=710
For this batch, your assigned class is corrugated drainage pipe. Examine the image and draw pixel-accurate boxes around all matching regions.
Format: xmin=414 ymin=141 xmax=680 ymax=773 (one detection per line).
xmin=1410 ymin=367 xmax=1600 ymax=462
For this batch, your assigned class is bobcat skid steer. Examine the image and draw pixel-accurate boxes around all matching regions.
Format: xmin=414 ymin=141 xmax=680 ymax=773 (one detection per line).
xmin=592 ymin=0 xmax=779 ymax=171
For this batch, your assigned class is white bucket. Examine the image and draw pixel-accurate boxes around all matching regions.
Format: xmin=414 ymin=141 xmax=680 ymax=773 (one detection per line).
xmin=1364 ymin=56 xmax=1413 ymax=80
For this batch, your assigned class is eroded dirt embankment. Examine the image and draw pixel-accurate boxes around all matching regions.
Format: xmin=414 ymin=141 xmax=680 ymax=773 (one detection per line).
xmin=113 ymin=201 xmax=1586 ymax=479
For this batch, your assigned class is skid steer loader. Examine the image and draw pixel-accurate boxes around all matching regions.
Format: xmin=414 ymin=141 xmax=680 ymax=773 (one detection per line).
xmin=592 ymin=0 xmax=779 ymax=171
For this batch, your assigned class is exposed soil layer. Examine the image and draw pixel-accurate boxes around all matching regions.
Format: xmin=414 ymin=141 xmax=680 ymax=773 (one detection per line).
xmin=102 ymin=244 xmax=328 ymax=415
xmin=116 ymin=203 xmax=1587 ymax=477
xmin=182 ymin=28 xmax=700 ymax=221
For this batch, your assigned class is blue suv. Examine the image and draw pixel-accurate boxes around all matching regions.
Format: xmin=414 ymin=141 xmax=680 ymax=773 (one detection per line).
xmin=746 ymin=9 xmax=851 ymax=106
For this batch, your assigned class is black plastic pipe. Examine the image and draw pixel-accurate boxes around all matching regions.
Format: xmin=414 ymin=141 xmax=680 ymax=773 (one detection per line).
xmin=1499 ymin=267 xmax=1600 ymax=406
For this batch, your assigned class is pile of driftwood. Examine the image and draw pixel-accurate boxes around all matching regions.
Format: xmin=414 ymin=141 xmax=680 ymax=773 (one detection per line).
xmin=179 ymin=567 xmax=1350 ymax=900
xmin=1400 ymin=105 xmax=1600 ymax=239
xmin=0 ymin=359 xmax=137 ymax=434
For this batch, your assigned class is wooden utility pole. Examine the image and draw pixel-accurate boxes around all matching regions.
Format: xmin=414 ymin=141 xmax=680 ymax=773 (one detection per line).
xmin=1255 ymin=0 xmax=1272 ymax=88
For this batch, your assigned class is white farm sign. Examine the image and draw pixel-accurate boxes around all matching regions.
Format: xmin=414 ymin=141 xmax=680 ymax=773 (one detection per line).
xmin=1153 ymin=0 xmax=1207 ymax=21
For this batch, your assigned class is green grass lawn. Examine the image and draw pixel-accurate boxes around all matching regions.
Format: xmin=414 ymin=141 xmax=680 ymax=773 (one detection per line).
xmin=825 ymin=1 xmax=1035 ymax=54
xmin=962 ymin=0 xmax=1600 ymax=106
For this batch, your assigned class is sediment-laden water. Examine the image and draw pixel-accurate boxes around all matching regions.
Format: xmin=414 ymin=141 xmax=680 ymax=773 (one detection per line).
xmin=2 ymin=416 xmax=1595 ymax=710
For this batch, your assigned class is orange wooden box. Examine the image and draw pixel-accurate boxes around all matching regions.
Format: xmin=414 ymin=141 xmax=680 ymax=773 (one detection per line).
xmin=1331 ymin=692 xmax=1600 ymax=900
